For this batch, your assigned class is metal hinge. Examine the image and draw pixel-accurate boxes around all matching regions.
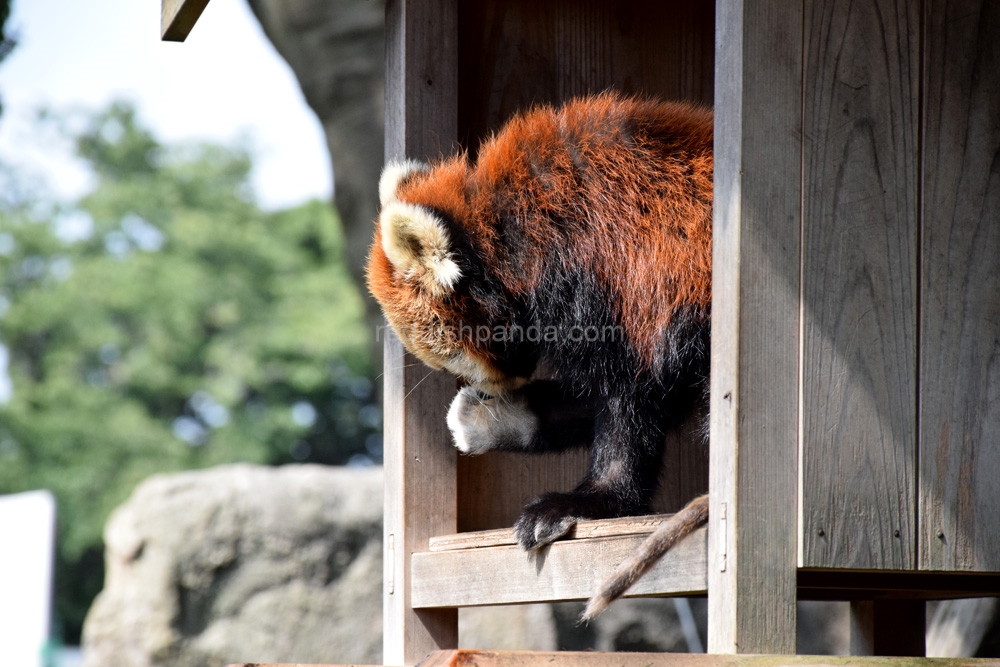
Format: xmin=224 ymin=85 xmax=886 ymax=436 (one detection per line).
xmin=718 ymin=502 xmax=728 ymax=572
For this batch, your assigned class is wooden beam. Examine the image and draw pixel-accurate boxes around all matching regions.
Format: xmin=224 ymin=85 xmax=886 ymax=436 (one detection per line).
xmin=417 ymin=650 xmax=1000 ymax=667
xmin=709 ymin=0 xmax=802 ymax=654
xmin=383 ymin=1 xmax=459 ymax=665
xmin=429 ymin=513 xmax=681 ymax=551
xmin=161 ymin=0 xmax=210 ymax=42
xmin=412 ymin=526 xmax=707 ymax=608
xmin=797 ymin=568 xmax=1000 ymax=600
xmin=229 ymin=654 xmax=1000 ymax=667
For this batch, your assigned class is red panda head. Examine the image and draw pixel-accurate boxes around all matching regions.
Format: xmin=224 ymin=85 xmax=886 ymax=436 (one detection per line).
xmin=367 ymin=159 xmax=509 ymax=390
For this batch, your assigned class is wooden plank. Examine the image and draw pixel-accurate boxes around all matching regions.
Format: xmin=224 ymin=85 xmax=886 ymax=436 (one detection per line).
xmin=417 ymin=650 xmax=1000 ymax=667
xmin=456 ymin=0 xmax=715 ymax=150
xmin=411 ymin=527 xmax=706 ymax=608
xmin=383 ymin=1 xmax=459 ymax=664
xmin=456 ymin=449 xmax=590 ymax=533
xmin=709 ymin=0 xmax=802 ymax=655
xmin=799 ymin=0 xmax=921 ymax=571
xmin=797 ymin=568 xmax=1000 ymax=600
xmin=161 ymin=0 xmax=210 ymax=42
xmin=850 ymin=600 xmax=926 ymax=657
xmin=227 ymin=656 xmax=1000 ymax=667
xmin=919 ymin=0 xmax=1000 ymax=573
xmin=430 ymin=513 xmax=674 ymax=551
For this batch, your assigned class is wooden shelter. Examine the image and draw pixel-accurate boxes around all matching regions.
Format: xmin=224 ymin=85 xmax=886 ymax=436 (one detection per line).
xmin=167 ymin=1 xmax=1000 ymax=665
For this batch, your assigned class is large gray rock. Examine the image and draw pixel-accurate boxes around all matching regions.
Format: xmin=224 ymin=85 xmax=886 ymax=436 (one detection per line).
xmin=82 ymin=464 xmax=383 ymax=667
xmin=80 ymin=463 xmax=561 ymax=666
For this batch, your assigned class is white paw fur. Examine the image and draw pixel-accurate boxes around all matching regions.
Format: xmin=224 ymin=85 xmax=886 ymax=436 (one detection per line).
xmin=447 ymin=386 xmax=539 ymax=454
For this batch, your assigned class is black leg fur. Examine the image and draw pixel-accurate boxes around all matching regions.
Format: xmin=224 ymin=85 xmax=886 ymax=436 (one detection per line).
xmin=513 ymin=389 xmax=671 ymax=550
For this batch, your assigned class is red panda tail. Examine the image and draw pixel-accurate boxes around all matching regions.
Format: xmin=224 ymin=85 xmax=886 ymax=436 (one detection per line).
xmin=581 ymin=493 xmax=709 ymax=622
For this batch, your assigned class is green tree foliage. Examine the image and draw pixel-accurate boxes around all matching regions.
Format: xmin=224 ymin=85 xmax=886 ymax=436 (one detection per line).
xmin=0 ymin=102 xmax=380 ymax=641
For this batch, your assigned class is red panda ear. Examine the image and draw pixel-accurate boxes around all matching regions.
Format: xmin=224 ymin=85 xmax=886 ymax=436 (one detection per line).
xmin=379 ymin=201 xmax=462 ymax=295
xmin=379 ymin=159 xmax=430 ymax=207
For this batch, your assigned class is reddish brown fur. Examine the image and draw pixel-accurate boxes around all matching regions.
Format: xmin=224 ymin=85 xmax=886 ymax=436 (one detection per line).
xmin=372 ymin=95 xmax=713 ymax=371
xmin=368 ymin=94 xmax=715 ymax=611
xmin=368 ymin=229 xmax=506 ymax=382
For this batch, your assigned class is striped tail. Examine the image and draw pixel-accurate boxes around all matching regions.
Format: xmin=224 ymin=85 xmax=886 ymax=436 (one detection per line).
xmin=582 ymin=493 xmax=709 ymax=621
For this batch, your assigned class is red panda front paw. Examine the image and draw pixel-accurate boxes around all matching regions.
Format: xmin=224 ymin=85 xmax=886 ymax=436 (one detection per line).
xmin=446 ymin=385 xmax=538 ymax=454
xmin=514 ymin=490 xmax=643 ymax=550
xmin=513 ymin=495 xmax=579 ymax=550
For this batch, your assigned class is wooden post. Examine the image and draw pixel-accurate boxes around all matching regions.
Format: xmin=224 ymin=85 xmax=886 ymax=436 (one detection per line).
xmin=709 ymin=0 xmax=802 ymax=654
xmin=382 ymin=1 xmax=459 ymax=665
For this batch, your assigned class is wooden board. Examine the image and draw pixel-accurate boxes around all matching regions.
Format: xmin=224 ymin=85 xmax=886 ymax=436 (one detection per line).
xmin=431 ymin=513 xmax=673 ymax=552
xmin=161 ymin=0 xmax=210 ymax=41
xmin=383 ymin=1 xmax=460 ymax=664
xmin=456 ymin=449 xmax=590 ymax=533
xmin=710 ymin=0 xmax=802 ymax=655
xmin=411 ymin=526 xmax=706 ymax=608
xmin=456 ymin=0 xmax=715 ymax=150
xmin=918 ymin=0 xmax=1000 ymax=574
xmin=417 ymin=650 xmax=1000 ymax=667
xmin=799 ymin=0 xmax=920 ymax=571
xmin=797 ymin=569 xmax=1000 ymax=600
xmin=231 ymin=655 xmax=1000 ymax=667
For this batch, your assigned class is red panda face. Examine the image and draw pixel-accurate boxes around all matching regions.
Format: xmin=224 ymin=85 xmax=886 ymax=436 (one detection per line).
xmin=367 ymin=160 xmax=508 ymax=390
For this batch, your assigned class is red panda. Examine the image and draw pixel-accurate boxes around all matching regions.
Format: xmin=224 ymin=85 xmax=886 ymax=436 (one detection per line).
xmin=367 ymin=93 xmax=713 ymax=618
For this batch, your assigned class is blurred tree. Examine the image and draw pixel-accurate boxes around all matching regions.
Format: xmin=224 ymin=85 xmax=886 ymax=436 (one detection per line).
xmin=0 ymin=102 xmax=381 ymax=642
xmin=0 ymin=0 xmax=17 ymax=117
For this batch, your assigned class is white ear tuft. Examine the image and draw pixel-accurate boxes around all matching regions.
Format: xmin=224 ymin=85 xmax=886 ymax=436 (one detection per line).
xmin=379 ymin=201 xmax=462 ymax=294
xmin=379 ymin=159 xmax=431 ymax=208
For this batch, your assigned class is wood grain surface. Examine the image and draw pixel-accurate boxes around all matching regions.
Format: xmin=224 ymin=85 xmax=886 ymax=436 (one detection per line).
xmin=383 ymin=1 xmax=460 ymax=663
xmin=799 ymin=0 xmax=920 ymax=571
xmin=918 ymin=0 xmax=1000 ymax=574
xmin=710 ymin=0 xmax=802 ymax=654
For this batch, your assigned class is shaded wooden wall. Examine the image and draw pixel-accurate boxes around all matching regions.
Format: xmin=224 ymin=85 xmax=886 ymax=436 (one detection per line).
xmin=797 ymin=0 xmax=1000 ymax=574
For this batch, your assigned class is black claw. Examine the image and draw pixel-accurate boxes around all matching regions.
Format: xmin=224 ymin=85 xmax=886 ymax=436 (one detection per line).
xmin=513 ymin=494 xmax=583 ymax=550
xmin=513 ymin=514 xmax=538 ymax=550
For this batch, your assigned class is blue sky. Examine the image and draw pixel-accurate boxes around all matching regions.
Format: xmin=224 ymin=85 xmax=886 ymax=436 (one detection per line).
xmin=0 ymin=0 xmax=332 ymax=210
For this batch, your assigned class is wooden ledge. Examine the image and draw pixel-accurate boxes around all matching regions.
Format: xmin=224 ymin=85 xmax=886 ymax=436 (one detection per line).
xmin=428 ymin=513 xmax=672 ymax=551
xmin=227 ymin=656 xmax=1000 ymax=667
xmin=417 ymin=651 xmax=1000 ymax=667
xmin=412 ymin=515 xmax=707 ymax=608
